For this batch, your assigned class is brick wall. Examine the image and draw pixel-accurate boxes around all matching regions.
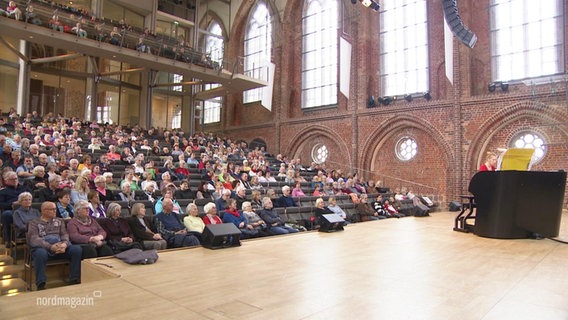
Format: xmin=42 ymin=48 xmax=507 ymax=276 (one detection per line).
xmin=201 ymin=0 xmax=568 ymax=208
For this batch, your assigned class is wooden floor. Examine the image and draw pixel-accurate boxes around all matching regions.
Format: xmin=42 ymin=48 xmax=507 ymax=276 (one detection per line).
xmin=1 ymin=211 xmax=568 ymax=320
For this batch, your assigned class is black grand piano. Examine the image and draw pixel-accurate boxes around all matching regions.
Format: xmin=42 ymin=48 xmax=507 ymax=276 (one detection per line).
xmin=458 ymin=171 xmax=566 ymax=239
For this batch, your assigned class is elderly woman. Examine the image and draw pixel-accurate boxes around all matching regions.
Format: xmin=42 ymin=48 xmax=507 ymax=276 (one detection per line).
xmin=12 ymin=192 xmax=41 ymax=238
xmin=202 ymin=202 xmax=222 ymax=225
xmin=67 ymin=200 xmax=114 ymax=258
xmin=222 ymin=198 xmax=258 ymax=239
xmin=159 ymin=171 xmax=176 ymax=191
xmin=127 ymin=203 xmax=167 ymax=250
xmin=25 ymin=165 xmax=48 ymax=190
xmin=314 ymin=197 xmax=336 ymax=226
xmin=99 ymin=202 xmax=142 ymax=253
xmin=87 ymin=190 xmax=106 ymax=218
xmin=70 ymin=175 xmax=90 ymax=205
xmin=327 ymin=196 xmax=350 ymax=224
xmin=140 ymin=170 xmax=158 ymax=192
xmin=117 ymin=183 xmax=135 ymax=202
xmin=55 ymin=189 xmax=75 ymax=219
xmin=94 ymin=175 xmax=112 ymax=204
xmin=183 ymin=203 xmax=205 ymax=240
xmin=103 ymin=172 xmax=120 ymax=191
xmin=241 ymin=201 xmax=271 ymax=237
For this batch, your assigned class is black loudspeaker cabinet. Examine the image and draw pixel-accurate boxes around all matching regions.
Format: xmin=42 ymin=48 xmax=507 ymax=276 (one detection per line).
xmin=414 ymin=203 xmax=430 ymax=217
xmin=442 ymin=0 xmax=477 ymax=48
xmin=319 ymin=214 xmax=345 ymax=233
xmin=201 ymin=223 xmax=241 ymax=249
xmin=449 ymin=201 xmax=462 ymax=212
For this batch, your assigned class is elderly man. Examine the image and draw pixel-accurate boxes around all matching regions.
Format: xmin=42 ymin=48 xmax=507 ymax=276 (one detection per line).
xmin=0 ymin=171 xmax=29 ymax=243
xmin=277 ymin=185 xmax=298 ymax=208
xmin=215 ymin=189 xmax=233 ymax=212
xmin=154 ymin=198 xmax=199 ymax=248
xmin=258 ymin=197 xmax=299 ymax=235
xmin=27 ymin=202 xmax=82 ymax=290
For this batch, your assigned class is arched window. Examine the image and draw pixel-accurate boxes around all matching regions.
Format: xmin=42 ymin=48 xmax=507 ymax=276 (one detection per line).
xmin=243 ymin=2 xmax=272 ymax=103
xmin=204 ymin=21 xmax=224 ymax=124
xmin=301 ymin=0 xmax=339 ymax=109
xmin=509 ymin=131 xmax=546 ymax=163
xmin=395 ymin=137 xmax=418 ymax=161
xmin=380 ymin=0 xmax=429 ymax=96
xmin=490 ymin=0 xmax=564 ymax=81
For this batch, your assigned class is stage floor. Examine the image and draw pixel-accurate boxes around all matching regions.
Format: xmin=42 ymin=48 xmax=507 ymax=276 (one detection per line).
xmin=1 ymin=211 xmax=568 ymax=320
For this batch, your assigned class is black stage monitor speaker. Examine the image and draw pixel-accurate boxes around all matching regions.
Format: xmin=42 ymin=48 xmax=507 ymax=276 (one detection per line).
xmin=442 ymin=0 xmax=477 ymax=48
xmin=319 ymin=214 xmax=345 ymax=233
xmin=449 ymin=201 xmax=462 ymax=212
xmin=201 ymin=223 xmax=241 ymax=249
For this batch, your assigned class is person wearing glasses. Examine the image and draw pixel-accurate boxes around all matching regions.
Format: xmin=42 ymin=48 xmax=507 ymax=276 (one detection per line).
xmin=27 ymin=202 xmax=82 ymax=290
xmin=0 ymin=171 xmax=29 ymax=244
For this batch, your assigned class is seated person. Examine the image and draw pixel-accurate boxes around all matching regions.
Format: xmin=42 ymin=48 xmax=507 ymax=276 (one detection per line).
xmin=372 ymin=194 xmax=390 ymax=219
xmin=71 ymin=22 xmax=87 ymax=38
xmin=27 ymin=202 xmax=82 ymax=290
xmin=37 ymin=174 xmax=61 ymax=203
xmin=117 ymin=183 xmax=136 ymax=202
xmin=241 ymin=201 xmax=271 ymax=237
xmin=127 ymin=203 xmax=167 ymax=250
xmin=99 ymin=202 xmax=142 ymax=253
xmin=183 ymin=203 xmax=205 ymax=240
xmin=67 ymin=200 xmax=114 ymax=258
xmin=314 ymin=197 xmax=336 ymax=226
xmin=327 ymin=196 xmax=350 ymax=224
xmin=87 ymin=190 xmax=106 ymax=218
xmin=291 ymin=182 xmax=306 ymax=198
xmin=356 ymin=194 xmax=385 ymax=221
xmin=153 ymin=199 xmax=199 ymax=248
xmin=258 ymin=197 xmax=299 ymax=235
xmin=222 ymin=199 xmax=258 ymax=239
xmin=174 ymin=180 xmax=195 ymax=199
xmin=384 ymin=199 xmax=405 ymax=218
xmin=277 ymin=185 xmax=298 ymax=208
xmin=2 ymin=1 xmax=22 ymax=20
xmin=12 ymin=192 xmax=41 ymax=238
xmin=94 ymin=175 xmax=113 ymax=205
xmin=155 ymin=187 xmax=182 ymax=215
xmin=0 ymin=171 xmax=30 ymax=242
xmin=202 ymin=202 xmax=222 ymax=225
xmin=55 ymin=189 xmax=75 ymax=219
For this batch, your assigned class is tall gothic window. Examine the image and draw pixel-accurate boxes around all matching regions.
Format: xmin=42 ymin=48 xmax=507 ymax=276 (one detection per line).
xmin=243 ymin=2 xmax=272 ymax=103
xmin=203 ymin=21 xmax=224 ymax=124
xmin=490 ymin=0 xmax=564 ymax=81
xmin=301 ymin=0 xmax=339 ymax=108
xmin=379 ymin=0 xmax=429 ymax=96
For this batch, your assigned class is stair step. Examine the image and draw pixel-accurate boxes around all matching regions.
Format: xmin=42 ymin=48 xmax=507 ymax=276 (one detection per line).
xmin=0 ymin=255 xmax=14 ymax=266
xmin=0 ymin=265 xmax=21 ymax=279
xmin=0 ymin=278 xmax=27 ymax=295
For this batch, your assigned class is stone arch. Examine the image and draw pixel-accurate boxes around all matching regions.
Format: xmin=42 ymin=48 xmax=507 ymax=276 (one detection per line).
xmin=284 ymin=124 xmax=352 ymax=170
xmin=466 ymin=101 xmax=568 ymax=176
xmin=359 ymin=114 xmax=454 ymax=200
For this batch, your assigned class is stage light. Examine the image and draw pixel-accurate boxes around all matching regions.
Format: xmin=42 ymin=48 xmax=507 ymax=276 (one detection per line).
xmin=351 ymin=0 xmax=357 ymax=4
xmin=359 ymin=0 xmax=380 ymax=12
xmin=404 ymin=94 xmax=413 ymax=102
xmin=367 ymin=95 xmax=376 ymax=108
xmin=423 ymin=92 xmax=432 ymax=101
xmin=379 ymin=96 xmax=393 ymax=106
xmin=488 ymin=81 xmax=509 ymax=93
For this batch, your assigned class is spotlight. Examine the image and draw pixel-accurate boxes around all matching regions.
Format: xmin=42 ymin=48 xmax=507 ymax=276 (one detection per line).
xmin=367 ymin=95 xmax=376 ymax=108
xmin=500 ymin=82 xmax=509 ymax=92
xmin=351 ymin=0 xmax=357 ymax=4
xmin=404 ymin=94 xmax=413 ymax=102
xmin=488 ymin=81 xmax=509 ymax=93
xmin=423 ymin=92 xmax=432 ymax=101
xmin=360 ymin=0 xmax=380 ymax=11
xmin=488 ymin=82 xmax=496 ymax=92
xmin=379 ymin=96 xmax=393 ymax=106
